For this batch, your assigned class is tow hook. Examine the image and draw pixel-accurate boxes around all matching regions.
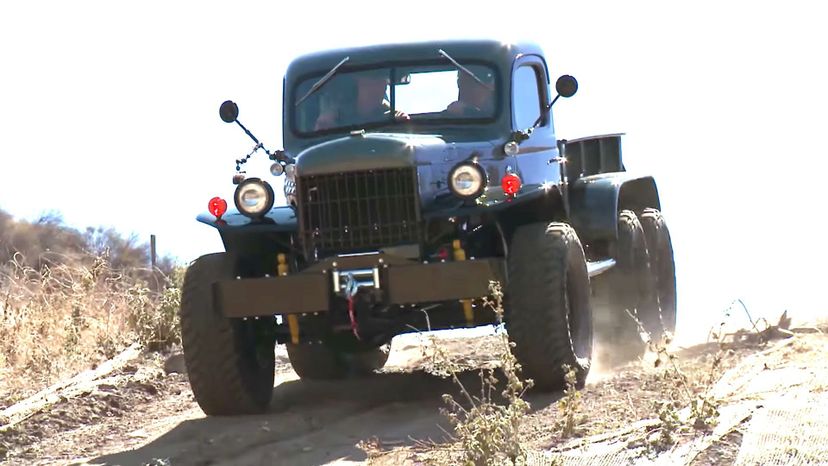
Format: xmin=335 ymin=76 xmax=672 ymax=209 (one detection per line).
xmin=278 ymin=254 xmax=301 ymax=345
xmin=453 ymin=240 xmax=475 ymax=326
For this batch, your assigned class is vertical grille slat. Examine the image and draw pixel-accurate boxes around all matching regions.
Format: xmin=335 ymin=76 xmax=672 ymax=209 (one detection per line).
xmin=364 ymin=171 xmax=372 ymax=245
xmin=298 ymin=167 xmax=421 ymax=255
xmin=395 ymin=169 xmax=404 ymax=241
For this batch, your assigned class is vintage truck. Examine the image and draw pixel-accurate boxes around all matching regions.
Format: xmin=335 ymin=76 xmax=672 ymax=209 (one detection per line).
xmin=180 ymin=40 xmax=676 ymax=415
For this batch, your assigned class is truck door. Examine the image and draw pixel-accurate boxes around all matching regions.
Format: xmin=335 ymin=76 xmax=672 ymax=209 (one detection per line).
xmin=511 ymin=58 xmax=563 ymax=198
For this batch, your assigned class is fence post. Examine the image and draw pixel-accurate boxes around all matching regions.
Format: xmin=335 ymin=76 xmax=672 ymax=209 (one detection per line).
xmin=150 ymin=234 xmax=157 ymax=269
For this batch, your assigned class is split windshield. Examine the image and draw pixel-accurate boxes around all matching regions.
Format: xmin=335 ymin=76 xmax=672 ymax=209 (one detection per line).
xmin=293 ymin=63 xmax=498 ymax=135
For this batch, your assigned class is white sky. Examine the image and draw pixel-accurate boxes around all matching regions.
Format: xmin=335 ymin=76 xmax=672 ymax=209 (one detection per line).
xmin=2 ymin=1 xmax=826 ymax=339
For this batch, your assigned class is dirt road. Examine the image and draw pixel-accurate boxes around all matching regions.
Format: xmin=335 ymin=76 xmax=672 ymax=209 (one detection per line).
xmin=3 ymin=332 xmax=511 ymax=465
xmin=2 ymin=327 xmax=827 ymax=466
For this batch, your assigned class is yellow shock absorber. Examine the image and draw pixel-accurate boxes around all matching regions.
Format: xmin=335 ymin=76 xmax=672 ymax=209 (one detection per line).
xmin=453 ymin=240 xmax=474 ymax=326
xmin=279 ymin=254 xmax=300 ymax=345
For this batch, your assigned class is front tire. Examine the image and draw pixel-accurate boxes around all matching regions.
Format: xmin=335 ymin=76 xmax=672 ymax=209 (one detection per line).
xmin=180 ymin=253 xmax=275 ymax=415
xmin=505 ymin=222 xmax=593 ymax=390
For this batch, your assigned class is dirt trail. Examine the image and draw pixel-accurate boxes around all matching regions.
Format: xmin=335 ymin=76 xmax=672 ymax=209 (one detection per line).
xmin=3 ymin=332 xmax=508 ymax=466
xmin=2 ymin=326 xmax=826 ymax=466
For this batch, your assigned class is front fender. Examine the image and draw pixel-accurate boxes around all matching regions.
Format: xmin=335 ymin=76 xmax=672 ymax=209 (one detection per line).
xmin=196 ymin=205 xmax=299 ymax=233
xmin=569 ymin=173 xmax=660 ymax=242
xmin=197 ymin=206 xmax=299 ymax=261
xmin=423 ymin=183 xmax=553 ymax=220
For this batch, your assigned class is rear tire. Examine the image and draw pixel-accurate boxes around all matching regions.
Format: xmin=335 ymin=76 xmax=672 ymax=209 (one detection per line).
xmin=505 ymin=222 xmax=593 ymax=390
xmin=593 ymin=211 xmax=658 ymax=366
xmin=286 ymin=343 xmax=389 ymax=380
xmin=640 ymin=208 xmax=677 ymax=336
xmin=180 ymin=253 xmax=275 ymax=415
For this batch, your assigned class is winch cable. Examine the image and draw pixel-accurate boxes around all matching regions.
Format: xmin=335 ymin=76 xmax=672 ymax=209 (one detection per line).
xmin=343 ymin=274 xmax=361 ymax=340
xmin=347 ymin=296 xmax=361 ymax=341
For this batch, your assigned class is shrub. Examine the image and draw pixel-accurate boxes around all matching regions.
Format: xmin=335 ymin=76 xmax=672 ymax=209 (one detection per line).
xmin=431 ymin=282 xmax=534 ymax=466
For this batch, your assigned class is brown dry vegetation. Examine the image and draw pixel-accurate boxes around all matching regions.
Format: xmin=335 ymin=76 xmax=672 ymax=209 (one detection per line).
xmin=0 ymin=208 xmax=182 ymax=406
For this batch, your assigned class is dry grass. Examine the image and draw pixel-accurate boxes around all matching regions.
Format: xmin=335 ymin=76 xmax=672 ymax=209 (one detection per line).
xmin=554 ymin=365 xmax=586 ymax=438
xmin=0 ymin=252 xmax=183 ymax=406
xmin=414 ymin=282 xmax=535 ymax=466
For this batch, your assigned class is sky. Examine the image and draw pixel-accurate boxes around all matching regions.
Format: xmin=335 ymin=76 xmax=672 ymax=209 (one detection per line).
xmin=2 ymin=1 xmax=826 ymax=340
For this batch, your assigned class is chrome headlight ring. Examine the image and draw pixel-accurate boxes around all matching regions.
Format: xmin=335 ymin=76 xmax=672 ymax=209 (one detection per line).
xmin=448 ymin=162 xmax=487 ymax=199
xmin=234 ymin=178 xmax=275 ymax=218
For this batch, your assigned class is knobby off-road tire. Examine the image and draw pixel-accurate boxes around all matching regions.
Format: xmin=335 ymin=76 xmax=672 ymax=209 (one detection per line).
xmin=286 ymin=343 xmax=389 ymax=380
xmin=506 ymin=222 xmax=593 ymax=390
xmin=640 ymin=208 xmax=677 ymax=336
xmin=593 ymin=211 xmax=659 ymax=365
xmin=180 ymin=253 xmax=275 ymax=415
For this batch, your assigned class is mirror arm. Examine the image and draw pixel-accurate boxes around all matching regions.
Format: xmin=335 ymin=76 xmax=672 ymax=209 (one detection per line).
xmin=526 ymin=93 xmax=561 ymax=134
xmin=512 ymin=75 xmax=577 ymax=145
xmin=234 ymin=119 xmax=286 ymax=160
xmin=235 ymin=120 xmax=263 ymax=147
xmin=548 ymin=93 xmax=561 ymax=109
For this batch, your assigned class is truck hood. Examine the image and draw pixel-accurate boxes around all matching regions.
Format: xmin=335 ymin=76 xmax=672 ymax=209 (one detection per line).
xmin=295 ymin=133 xmax=454 ymax=176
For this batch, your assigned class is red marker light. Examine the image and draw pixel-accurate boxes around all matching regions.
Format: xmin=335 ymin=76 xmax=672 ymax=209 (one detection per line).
xmin=501 ymin=173 xmax=522 ymax=196
xmin=208 ymin=197 xmax=228 ymax=219
xmin=437 ymin=247 xmax=450 ymax=261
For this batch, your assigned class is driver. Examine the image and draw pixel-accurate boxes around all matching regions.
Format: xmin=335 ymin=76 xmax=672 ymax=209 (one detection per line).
xmin=445 ymin=70 xmax=495 ymax=116
xmin=315 ymin=70 xmax=409 ymax=130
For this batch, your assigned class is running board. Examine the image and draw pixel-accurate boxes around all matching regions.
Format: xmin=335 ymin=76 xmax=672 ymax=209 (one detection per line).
xmin=586 ymin=259 xmax=616 ymax=278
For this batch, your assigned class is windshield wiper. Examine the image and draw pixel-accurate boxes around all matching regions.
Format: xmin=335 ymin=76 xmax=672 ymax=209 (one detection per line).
xmin=438 ymin=49 xmax=493 ymax=91
xmin=295 ymin=56 xmax=350 ymax=107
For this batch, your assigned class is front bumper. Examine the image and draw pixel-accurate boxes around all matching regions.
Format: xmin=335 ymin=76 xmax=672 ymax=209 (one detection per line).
xmin=214 ymin=255 xmax=504 ymax=318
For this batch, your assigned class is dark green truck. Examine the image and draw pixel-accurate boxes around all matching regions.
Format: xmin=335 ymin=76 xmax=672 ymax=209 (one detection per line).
xmin=181 ymin=39 xmax=677 ymax=415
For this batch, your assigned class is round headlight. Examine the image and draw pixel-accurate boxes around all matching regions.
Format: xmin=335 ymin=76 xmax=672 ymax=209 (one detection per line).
xmin=234 ymin=178 xmax=274 ymax=218
xmin=449 ymin=163 xmax=486 ymax=198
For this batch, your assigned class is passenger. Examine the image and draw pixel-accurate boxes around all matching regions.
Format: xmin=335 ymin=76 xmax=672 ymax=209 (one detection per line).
xmin=314 ymin=70 xmax=409 ymax=130
xmin=445 ymin=70 xmax=495 ymax=116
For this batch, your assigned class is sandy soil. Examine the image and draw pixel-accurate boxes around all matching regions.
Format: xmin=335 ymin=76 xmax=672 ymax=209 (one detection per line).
xmin=1 ymin=326 xmax=824 ymax=466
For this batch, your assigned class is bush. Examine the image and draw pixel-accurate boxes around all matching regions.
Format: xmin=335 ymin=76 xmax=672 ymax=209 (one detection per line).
xmin=431 ymin=282 xmax=534 ymax=466
xmin=127 ymin=266 xmax=184 ymax=351
xmin=0 ymin=248 xmax=184 ymax=403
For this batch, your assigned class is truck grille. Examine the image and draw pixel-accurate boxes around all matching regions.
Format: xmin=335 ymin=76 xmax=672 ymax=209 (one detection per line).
xmin=297 ymin=168 xmax=421 ymax=254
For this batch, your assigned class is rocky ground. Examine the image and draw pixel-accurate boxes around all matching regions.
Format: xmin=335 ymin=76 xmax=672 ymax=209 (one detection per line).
xmin=1 ymin=323 xmax=826 ymax=466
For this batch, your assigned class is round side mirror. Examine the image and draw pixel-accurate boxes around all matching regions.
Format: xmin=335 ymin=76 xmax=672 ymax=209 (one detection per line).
xmin=219 ymin=100 xmax=239 ymax=123
xmin=555 ymin=75 xmax=578 ymax=98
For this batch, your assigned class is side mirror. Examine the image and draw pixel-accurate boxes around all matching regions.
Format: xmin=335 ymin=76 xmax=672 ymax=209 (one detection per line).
xmin=219 ymin=100 xmax=239 ymax=123
xmin=555 ymin=75 xmax=578 ymax=98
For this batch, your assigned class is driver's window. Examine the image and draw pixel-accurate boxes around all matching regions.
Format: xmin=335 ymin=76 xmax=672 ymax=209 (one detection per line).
xmin=513 ymin=66 xmax=542 ymax=130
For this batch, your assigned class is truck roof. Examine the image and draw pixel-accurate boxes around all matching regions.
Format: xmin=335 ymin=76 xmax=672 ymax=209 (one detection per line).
xmin=284 ymin=39 xmax=547 ymax=80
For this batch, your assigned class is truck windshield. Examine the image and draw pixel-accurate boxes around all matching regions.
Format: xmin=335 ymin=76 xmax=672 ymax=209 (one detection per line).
xmin=293 ymin=63 xmax=498 ymax=135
